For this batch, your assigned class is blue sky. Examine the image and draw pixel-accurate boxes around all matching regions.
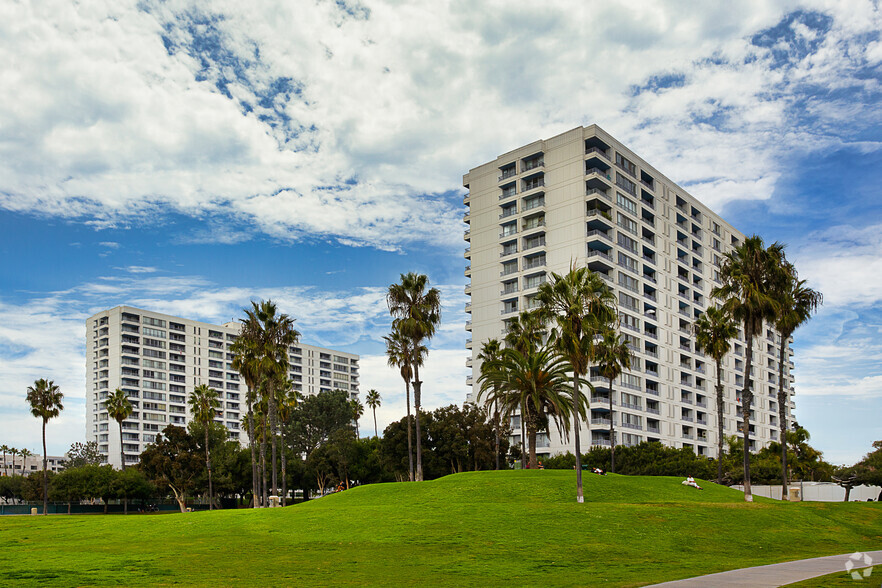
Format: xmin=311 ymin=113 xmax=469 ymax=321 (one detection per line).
xmin=1 ymin=1 xmax=880 ymax=465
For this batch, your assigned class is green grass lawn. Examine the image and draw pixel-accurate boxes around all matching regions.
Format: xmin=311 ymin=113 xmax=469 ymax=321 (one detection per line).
xmin=783 ymin=567 xmax=877 ymax=587
xmin=0 ymin=471 xmax=879 ymax=587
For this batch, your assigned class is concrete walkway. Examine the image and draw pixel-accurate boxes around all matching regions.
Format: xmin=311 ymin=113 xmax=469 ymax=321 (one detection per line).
xmin=646 ymin=550 xmax=882 ymax=587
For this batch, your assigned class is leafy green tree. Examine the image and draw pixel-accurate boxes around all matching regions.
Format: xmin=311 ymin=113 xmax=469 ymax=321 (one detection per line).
xmin=21 ymin=470 xmax=56 ymax=504
xmin=538 ymin=266 xmax=616 ymax=500
xmin=51 ymin=466 xmax=86 ymax=514
xmin=387 ymin=272 xmax=441 ymax=482
xmin=594 ymin=328 xmax=632 ymax=474
xmin=139 ymin=426 xmax=203 ymax=512
xmin=478 ymin=344 xmax=576 ymax=468
xmin=772 ymin=272 xmax=822 ymax=497
xmin=693 ymin=306 xmax=737 ymax=484
xmin=113 ymin=468 xmax=154 ymax=514
xmin=64 ymin=441 xmax=102 ymax=469
xmin=0 ymin=474 xmax=24 ymax=503
xmin=365 ymin=389 xmax=381 ymax=439
xmin=711 ymin=236 xmax=783 ymax=502
xmin=105 ymin=388 xmax=134 ymax=471
xmin=26 ymin=378 xmax=64 ymax=515
xmin=189 ymin=384 xmax=221 ymax=509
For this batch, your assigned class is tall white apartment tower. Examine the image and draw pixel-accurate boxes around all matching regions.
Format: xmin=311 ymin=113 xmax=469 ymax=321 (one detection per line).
xmin=463 ymin=125 xmax=795 ymax=459
xmin=87 ymin=305 xmax=360 ymax=468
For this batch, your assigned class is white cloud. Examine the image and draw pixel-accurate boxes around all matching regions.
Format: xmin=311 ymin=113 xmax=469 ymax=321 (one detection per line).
xmin=1 ymin=1 xmax=880 ymax=249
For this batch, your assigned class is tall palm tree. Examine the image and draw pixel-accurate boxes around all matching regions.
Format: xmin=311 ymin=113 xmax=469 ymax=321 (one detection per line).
xmin=365 ymin=390 xmax=381 ymax=439
xmin=594 ymin=328 xmax=632 ymax=474
xmin=19 ymin=449 xmax=34 ymax=474
xmin=537 ymin=266 xmax=616 ymax=501
xmin=503 ymin=309 xmax=547 ymax=464
xmin=26 ymin=378 xmax=64 ymax=515
xmin=9 ymin=447 xmax=18 ymax=476
xmin=231 ymin=332 xmax=261 ymax=507
xmin=477 ymin=339 xmax=504 ymax=470
xmin=387 ymin=272 xmax=441 ymax=482
xmin=1 ymin=445 xmax=9 ymax=477
xmin=189 ymin=383 xmax=221 ymax=510
xmin=477 ymin=344 xmax=576 ymax=468
xmin=240 ymin=300 xmax=300 ymax=499
xmin=104 ymin=388 xmax=133 ymax=471
xmin=275 ymin=379 xmax=298 ymax=506
xmin=383 ymin=327 xmax=425 ymax=481
xmin=350 ymin=399 xmax=365 ymax=438
xmin=693 ymin=306 xmax=738 ymax=484
xmin=773 ymin=273 xmax=822 ymax=497
xmin=712 ymin=236 xmax=783 ymax=502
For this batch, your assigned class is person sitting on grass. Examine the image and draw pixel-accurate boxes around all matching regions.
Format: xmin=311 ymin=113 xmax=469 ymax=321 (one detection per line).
xmin=592 ymin=467 xmax=606 ymax=475
xmin=682 ymin=475 xmax=702 ymax=490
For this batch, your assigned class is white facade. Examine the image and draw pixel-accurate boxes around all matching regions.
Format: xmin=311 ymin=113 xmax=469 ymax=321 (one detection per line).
xmin=1 ymin=454 xmax=68 ymax=476
xmin=463 ymin=125 xmax=795 ymax=459
xmin=87 ymin=305 xmax=359 ymax=468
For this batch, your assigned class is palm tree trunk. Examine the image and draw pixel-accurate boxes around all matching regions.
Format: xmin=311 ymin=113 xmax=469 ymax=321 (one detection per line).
xmin=42 ymin=420 xmax=48 ymax=515
xmin=247 ymin=398 xmax=259 ymax=508
xmin=412 ymin=364 xmax=424 ymax=482
xmin=572 ymin=374 xmax=584 ymax=503
xmin=281 ymin=439 xmax=287 ymax=507
xmin=404 ymin=379 xmax=414 ymax=482
xmin=269 ymin=382 xmax=278 ymax=499
xmin=609 ymin=379 xmax=616 ymax=474
xmin=260 ymin=414 xmax=268 ymax=507
xmin=119 ymin=421 xmax=126 ymax=472
xmin=527 ymin=413 xmax=538 ymax=469
xmin=493 ymin=398 xmax=500 ymax=471
xmin=520 ymin=402 xmax=527 ymax=468
xmin=716 ymin=359 xmax=725 ymax=485
xmin=205 ymin=428 xmax=213 ymax=510
xmin=742 ymin=326 xmax=754 ymax=502
xmin=373 ymin=407 xmax=378 ymax=439
xmin=777 ymin=337 xmax=789 ymax=498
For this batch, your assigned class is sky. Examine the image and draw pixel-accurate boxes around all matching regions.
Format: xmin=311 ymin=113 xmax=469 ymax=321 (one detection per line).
xmin=1 ymin=0 xmax=881 ymax=465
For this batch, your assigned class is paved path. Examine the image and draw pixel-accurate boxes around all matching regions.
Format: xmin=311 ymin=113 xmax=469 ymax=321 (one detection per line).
xmin=646 ymin=550 xmax=882 ymax=587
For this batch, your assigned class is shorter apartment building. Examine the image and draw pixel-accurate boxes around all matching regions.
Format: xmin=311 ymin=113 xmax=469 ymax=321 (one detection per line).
xmin=1 ymin=454 xmax=68 ymax=476
xmin=87 ymin=305 xmax=359 ymax=468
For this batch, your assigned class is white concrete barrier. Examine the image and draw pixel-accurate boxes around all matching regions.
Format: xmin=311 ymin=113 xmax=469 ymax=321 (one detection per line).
xmin=732 ymin=482 xmax=881 ymax=502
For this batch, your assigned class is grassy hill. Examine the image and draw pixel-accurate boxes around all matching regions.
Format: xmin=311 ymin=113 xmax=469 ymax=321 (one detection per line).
xmin=1 ymin=471 xmax=880 ymax=587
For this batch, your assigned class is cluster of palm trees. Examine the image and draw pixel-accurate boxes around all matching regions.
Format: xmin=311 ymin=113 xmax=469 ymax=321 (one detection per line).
xmin=478 ymin=266 xmax=630 ymax=503
xmin=383 ymin=272 xmax=441 ymax=482
xmin=1 ymin=445 xmax=35 ymax=477
xmin=230 ymin=300 xmax=301 ymax=508
xmin=701 ymin=235 xmax=821 ymax=502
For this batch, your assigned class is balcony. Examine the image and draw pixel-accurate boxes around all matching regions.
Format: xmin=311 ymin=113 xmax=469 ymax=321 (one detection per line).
xmin=499 ymin=208 xmax=517 ymax=219
xmin=587 ymin=249 xmax=613 ymax=262
xmin=586 ymin=229 xmax=612 ymax=242
xmin=522 ymin=177 xmax=545 ymax=192
xmin=621 ymin=422 xmax=642 ymax=431
xmin=591 ymin=418 xmax=612 ymax=426
xmin=586 ymin=187 xmax=612 ymax=201
xmin=499 ymin=168 xmax=517 ymax=182
xmin=646 ymin=407 xmax=660 ymax=415
xmin=585 ymin=146 xmax=610 ymax=159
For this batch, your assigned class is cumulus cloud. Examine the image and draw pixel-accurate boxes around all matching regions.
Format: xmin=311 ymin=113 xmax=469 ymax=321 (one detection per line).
xmin=1 ymin=1 xmax=881 ymax=249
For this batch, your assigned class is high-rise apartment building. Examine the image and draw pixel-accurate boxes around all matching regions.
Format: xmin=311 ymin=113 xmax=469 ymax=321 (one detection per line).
xmin=463 ymin=125 xmax=794 ymax=458
xmin=87 ymin=305 xmax=360 ymax=468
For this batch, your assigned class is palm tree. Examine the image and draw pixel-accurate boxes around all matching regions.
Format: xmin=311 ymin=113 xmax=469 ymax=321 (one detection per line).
xmin=383 ymin=325 xmax=426 ymax=481
xmin=276 ymin=379 xmax=298 ymax=506
xmin=350 ymin=399 xmax=365 ymax=438
xmin=26 ymin=378 xmax=64 ymax=515
xmin=9 ymin=447 xmax=18 ymax=476
xmin=693 ymin=306 xmax=738 ymax=484
xmin=537 ymin=266 xmax=616 ymax=501
xmin=365 ymin=390 xmax=381 ymax=439
xmin=189 ymin=383 xmax=221 ymax=510
xmin=387 ymin=272 xmax=441 ymax=482
xmin=477 ymin=339 xmax=504 ymax=470
xmin=478 ymin=344 xmax=576 ymax=468
xmin=1 ymin=445 xmax=9 ymax=477
xmin=773 ymin=273 xmax=822 ymax=497
xmin=503 ymin=310 xmax=547 ymax=465
xmin=240 ymin=300 xmax=300 ymax=500
xmin=711 ymin=236 xmax=783 ymax=502
xmin=104 ymin=388 xmax=133 ymax=471
xmin=231 ymin=332 xmax=261 ymax=507
xmin=19 ymin=449 xmax=34 ymax=474
xmin=594 ymin=328 xmax=632 ymax=474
